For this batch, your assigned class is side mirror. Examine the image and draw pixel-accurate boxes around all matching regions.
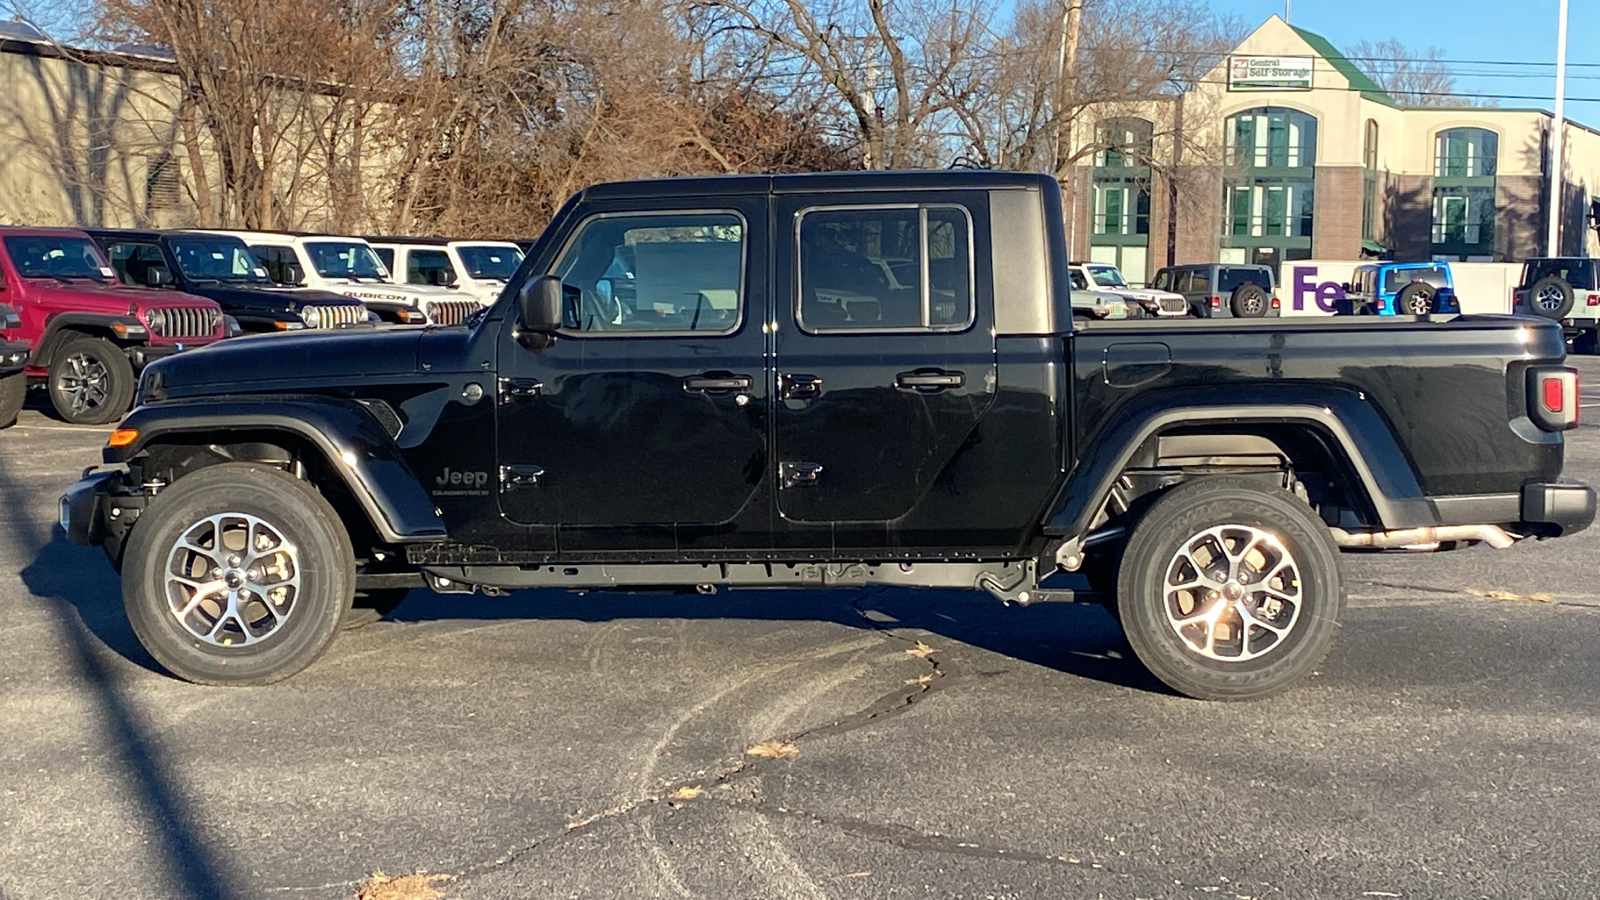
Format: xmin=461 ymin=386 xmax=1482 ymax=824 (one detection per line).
xmin=428 ymin=268 xmax=453 ymax=287
xmin=144 ymin=264 xmax=173 ymax=287
xmin=517 ymin=274 xmax=564 ymax=333
xmin=284 ymin=262 xmax=305 ymax=286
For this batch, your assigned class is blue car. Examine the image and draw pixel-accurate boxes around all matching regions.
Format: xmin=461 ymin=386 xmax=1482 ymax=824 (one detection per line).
xmin=1340 ymin=262 xmax=1461 ymax=316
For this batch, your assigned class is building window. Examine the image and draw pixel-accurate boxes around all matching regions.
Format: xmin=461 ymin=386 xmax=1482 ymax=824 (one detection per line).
xmin=1435 ymin=128 xmax=1498 ymax=178
xmin=1223 ymin=179 xmax=1315 ymax=238
xmin=1431 ymin=185 xmax=1495 ymax=248
xmin=1093 ymin=184 xmax=1149 ymax=236
xmin=1226 ymin=107 xmax=1317 ymax=169
xmin=1094 ymin=118 xmax=1154 ymax=168
xmin=1364 ymin=120 xmax=1379 ymax=170
xmin=1362 ymin=177 xmax=1377 ymax=241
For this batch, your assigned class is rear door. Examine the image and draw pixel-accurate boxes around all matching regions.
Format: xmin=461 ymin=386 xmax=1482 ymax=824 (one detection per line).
xmin=495 ymin=197 xmax=771 ymax=555
xmin=771 ymin=191 xmax=997 ymax=552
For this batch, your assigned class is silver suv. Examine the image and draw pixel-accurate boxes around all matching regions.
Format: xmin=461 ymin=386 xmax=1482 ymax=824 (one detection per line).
xmin=1152 ymin=264 xmax=1280 ymax=318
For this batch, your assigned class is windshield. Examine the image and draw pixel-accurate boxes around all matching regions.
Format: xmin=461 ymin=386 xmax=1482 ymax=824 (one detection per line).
xmin=168 ymin=236 xmax=273 ymax=284
xmin=1086 ymin=264 xmax=1127 ymax=288
xmin=3 ymin=235 xmax=112 ymax=281
xmin=304 ymin=241 xmax=389 ymax=280
xmin=456 ymin=244 xmax=524 ymax=280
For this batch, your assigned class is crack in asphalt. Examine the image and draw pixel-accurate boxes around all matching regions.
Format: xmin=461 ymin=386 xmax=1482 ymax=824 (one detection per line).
xmin=431 ymin=588 xmax=958 ymax=891
xmin=1351 ymin=579 xmax=1600 ymax=609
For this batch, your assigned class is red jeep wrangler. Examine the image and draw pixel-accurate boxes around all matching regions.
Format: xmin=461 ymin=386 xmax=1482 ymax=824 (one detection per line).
xmin=0 ymin=227 xmax=226 ymax=424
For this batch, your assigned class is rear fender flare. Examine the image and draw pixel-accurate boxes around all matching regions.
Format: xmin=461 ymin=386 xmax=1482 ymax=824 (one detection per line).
xmin=1047 ymin=388 xmax=1428 ymax=538
xmin=106 ymin=396 xmax=446 ymax=544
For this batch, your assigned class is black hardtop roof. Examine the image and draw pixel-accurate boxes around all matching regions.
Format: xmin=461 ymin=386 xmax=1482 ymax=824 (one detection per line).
xmin=579 ymin=169 xmax=1055 ymax=201
xmin=82 ymin=228 xmax=251 ymax=244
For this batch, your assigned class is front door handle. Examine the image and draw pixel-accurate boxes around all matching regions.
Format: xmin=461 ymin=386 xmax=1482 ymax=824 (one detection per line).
xmin=684 ymin=372 xmax=752 ymax=393
xmin=500 ymin=464 xmax=544 ymax=490
xmin=780 ymin=373 xmax=823 ymax=400
xmin=895 ymin=369 xmax=965 ymax=393
xmin=781 ymin=461 xmax=823 ymax=488
xmin=498 ymin=377 xmax=543 ymax=403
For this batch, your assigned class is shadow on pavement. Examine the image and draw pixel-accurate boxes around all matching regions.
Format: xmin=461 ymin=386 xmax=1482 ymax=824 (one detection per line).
xmin=16 ymin=522 xmax=239 ymax=899
xmin=383 ymin=580 xmax=1171 ymax=695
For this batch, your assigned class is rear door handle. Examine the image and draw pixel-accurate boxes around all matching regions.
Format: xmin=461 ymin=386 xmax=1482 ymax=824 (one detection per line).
xmin=499 ymin=464 xmax=544 ymax=490
xmin=895 ymin=369 xmax=964 ymax=392
xmin=684 ymin=372 xmax=752 ymax=393
xmin=780 ymin=373 xmax=823 ymax=400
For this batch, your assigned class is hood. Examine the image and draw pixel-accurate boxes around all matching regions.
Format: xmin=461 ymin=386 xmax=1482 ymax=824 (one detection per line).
xmin=24 ymin=278 xmax=217 ymax=311
xmin=185 ymin=283 xmax=364 ymax=313
xmin=328 ymin=282 xmax=461 ymax=307
xmin=145 ymin=326 xmax=424 ymax=397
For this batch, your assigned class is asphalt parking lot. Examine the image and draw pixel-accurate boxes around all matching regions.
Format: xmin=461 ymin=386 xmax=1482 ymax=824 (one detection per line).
xmin=4 ymin=359 xmax=1600 ymax=900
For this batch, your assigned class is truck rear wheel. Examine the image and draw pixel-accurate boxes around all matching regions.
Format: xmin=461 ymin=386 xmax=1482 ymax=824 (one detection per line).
xmin=0 ymin=371 xmax=24 ymax=428
xmin=48 ymin=336 xmax=134 ymax=425
xmin=1115 ymin=477 xmax=1345 ymax=701
xmin=122 ymin=463 xmax=355 ymax=685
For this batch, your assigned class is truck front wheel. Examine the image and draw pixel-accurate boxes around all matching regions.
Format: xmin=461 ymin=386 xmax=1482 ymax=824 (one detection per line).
xmin=122 ymin=463 xmax=355 ymax=685
xmin=48 ymin=336 xmax=134 ymax=425
xmin=1116 ymin=478 xmax=1345 ymax=701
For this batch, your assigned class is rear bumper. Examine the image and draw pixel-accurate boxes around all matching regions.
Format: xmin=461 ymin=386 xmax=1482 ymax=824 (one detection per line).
xmin=1521 ymin=481 xmax=1595 ymax=536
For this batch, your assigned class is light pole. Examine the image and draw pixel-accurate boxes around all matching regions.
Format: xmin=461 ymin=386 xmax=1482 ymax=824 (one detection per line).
xmin=1547 ymin=0 xmax=1569 ymax=256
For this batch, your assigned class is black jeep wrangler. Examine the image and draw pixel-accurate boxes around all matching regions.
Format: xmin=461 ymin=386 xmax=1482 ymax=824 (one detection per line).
xmin=86 ymin=230 xmax=373 ymax=333
xmin=62 ymin=171 xmax=1595 ymax=700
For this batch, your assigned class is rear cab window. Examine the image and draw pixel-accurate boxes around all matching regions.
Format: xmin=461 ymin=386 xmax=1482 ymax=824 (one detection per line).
xmin=1527 ymin=260 xmax=1598 ymax=290
xmin=1384 ymin=265 xmax=1450 ymax=294
xmin=1216 ymin=266 xmax=1273 ymax=293
xmin=797 ymin=205 xmax=973 ymax=332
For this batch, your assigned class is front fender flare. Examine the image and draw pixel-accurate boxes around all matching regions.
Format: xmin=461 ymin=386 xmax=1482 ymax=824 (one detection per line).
xmin=1047 ymin=386 xmax=1431 ymax=538
xmin=105 ymin=396 xmax=447 ymax=544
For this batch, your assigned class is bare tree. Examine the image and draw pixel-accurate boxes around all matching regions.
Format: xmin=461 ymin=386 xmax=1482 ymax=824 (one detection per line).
xmin=1345 ymin=39 xmax=1491 ymax=108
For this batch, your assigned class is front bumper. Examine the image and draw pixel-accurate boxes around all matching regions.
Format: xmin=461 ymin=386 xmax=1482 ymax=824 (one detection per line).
xmin=0 ymin=339 xmax=29 ymax=375
xmin=131 ymin=340 xmax=221 ymax=369
xmin=60 ymin=466 xmax=126 ymax=546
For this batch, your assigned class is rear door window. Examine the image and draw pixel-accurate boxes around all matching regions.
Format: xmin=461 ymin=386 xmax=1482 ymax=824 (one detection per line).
xmin=407 ymin=248 xmax=455 ymax=286
xmin=798 ymin=205 xmax=973 ymax=331
xmin=1384 ymin=265 xmax=1449 ymax=293
xmin=1529 ymin=260 xmax=1597 ymax=289
xmin=1180 ymin=269 xmax=1211 ymax=294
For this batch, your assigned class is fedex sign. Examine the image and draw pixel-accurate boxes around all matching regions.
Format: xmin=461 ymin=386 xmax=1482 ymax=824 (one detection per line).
xmin=1278 ymin=260 xmax=1363 ymax=317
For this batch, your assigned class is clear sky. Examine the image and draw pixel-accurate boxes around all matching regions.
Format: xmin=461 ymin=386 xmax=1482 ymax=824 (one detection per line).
xmin=1211 ymin=0 xmax=1600 ymax=117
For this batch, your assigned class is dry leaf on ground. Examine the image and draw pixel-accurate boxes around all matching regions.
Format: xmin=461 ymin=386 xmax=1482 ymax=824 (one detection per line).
xmin=746 ymin=739 xmax=798 ymax=759
xmin=905 ymin=641 xmax=935 ymax=658
xmin=843 ymin=870 xmax=872 ymax=878
xmin=670 ymin=785 xmax=704 ymax=800
xmin=356 ymin=870 xmax=451 ymax=900
xmin=1466 ymin=588 xmax=1554 ymax=602
xmin=905 ymin=672 xmax=935 ymax=686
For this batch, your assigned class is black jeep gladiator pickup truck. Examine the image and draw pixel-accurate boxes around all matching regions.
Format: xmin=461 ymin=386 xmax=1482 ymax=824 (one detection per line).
xmin=61 ymin=170 xmax=1595 ymax=700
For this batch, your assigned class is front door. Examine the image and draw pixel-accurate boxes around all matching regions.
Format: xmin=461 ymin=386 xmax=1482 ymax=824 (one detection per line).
xmin=495 ymin=200 xmax=770 ymax=555
xmin=772 ymin=192 xmax=997 ymax=552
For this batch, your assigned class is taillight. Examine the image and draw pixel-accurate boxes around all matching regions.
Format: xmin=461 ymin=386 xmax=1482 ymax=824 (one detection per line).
xmin=1209 ymin=295 xmax=1221 ymax=309
xmin=1514 ymin=289 xmax=1525 ymax=307
xmin=1530 ymin=366 xmax=1579 ymax=431
xmin=1270 ymin=296 xmax=1281 ymax=309
xmin=1587 ymin=293 xmax=1600 ymax=307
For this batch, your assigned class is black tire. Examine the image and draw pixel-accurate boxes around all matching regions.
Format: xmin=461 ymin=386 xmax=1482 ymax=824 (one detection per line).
xmin=341 ymin=587 xmax=411 ymax=631
xmin=1230 ymin=283 xmax=1270 ymax=318
xmin=1529 ymin=275 xmax=1574 ymax=319
xmin=0 ymin=371 xmax=24 ymax=428
xmin=1394 ymin=282 xmax=1437 ymax=316
xmin=121 ymin=462 xmax=355 ymax=685
xmin=48 ymin=336 xmax=135 ymax=425
xmin=1115 ymin=477 xmax=1345 ymax=701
